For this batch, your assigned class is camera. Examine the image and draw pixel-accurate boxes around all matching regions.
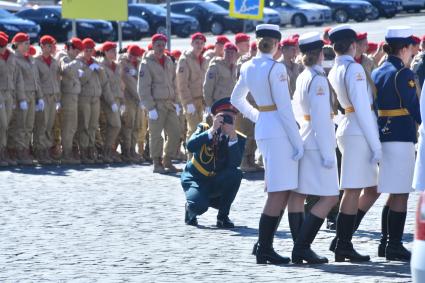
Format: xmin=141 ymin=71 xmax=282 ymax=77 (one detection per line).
xmin=222 ymin=114 xmax=233 ymax=125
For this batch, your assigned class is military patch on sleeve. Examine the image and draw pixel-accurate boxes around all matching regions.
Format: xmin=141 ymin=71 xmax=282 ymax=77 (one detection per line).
xmin=178 ymin=67 xmax=184 ymax=73
xmin=317 ymin=85 xmax=325 ymax=95
xmin=279 ymin=73 xmax=287 ymax=81
xmin=355 ymin=73 xmax=364 ymax=81
xmin=408 ymin=79 xmax=416 ymax=88
xmin=139 ymin=70 xmax=144 ymax=77
xmin=208 ymin=72 xmax=215 ymax=79
xmin=124 ymin=66 xmax=130 ymax=73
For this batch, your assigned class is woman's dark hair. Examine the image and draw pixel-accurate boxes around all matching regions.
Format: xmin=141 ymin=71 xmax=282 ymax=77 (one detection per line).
xmin=383 ymin=42 xmax=409 ymax=56
xmin=118 ymin=47 xmax=127 ymax=54
xmin=333 ymin=39 xmax=354 ymax=55
xmin=95 ymin=50 xmax=105 ymax=57
xmin=258 ymin=37 xmax=276 ymax=54
xmin=301 ymin=49 xmax=322 ymax=67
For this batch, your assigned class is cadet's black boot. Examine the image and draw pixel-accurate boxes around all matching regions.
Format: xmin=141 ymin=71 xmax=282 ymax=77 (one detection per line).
xmin=217 ymin=215 xmax=235 ymax=228
xmin=378 ymin=205 xmax=389 ymax=257
xmin=330 ymin=209 xmax=366 ymax=252
xmin=255 ymin=214 xmax=290 ymax=264
xmin=288 ymin=212 xmax=305 ymax=243
xmin=334 ymin=213 xmax=370 ymax=262
xmin=252 ymin=209 xmax=284 ymax=255
xmin=292 ymin=213 xmax=328 ymax=264
xmin=385 ymin=210 xmax=411 ymax=261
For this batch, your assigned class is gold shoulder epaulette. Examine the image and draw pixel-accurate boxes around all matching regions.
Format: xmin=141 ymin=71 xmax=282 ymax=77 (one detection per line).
xmin=200 ymin=122 xmax=210 ymax=130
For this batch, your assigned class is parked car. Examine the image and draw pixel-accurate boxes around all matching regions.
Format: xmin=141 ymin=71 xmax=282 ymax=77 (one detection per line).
xmin=401 ymin=0 xmax=425 ymax=12
xmin=307 ymin=0 xmax=374 ymax=23
xmin=206 ymin=0 xmax=281 ymax=25
xmin=16 ymin=6 xmax=114 ymax=42
xmin=265 ymin=0 xmax=332 ymax=28
xmin=0 ymin=8 xmax=40 ymax=42
xmin=110 ymin=16 xmax=150 ymax=41
xmin=411 ymin=192 xmax=425 ymax=283
xmin=365 ymin=0 xmax=402 ymax=19
xmin=129 ymin=3 xmax=199 ymax=38
xmin=168 ymin=0 xmax=254 ymax=35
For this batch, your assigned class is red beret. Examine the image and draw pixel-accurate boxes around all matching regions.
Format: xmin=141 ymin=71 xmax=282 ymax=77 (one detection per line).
xmin=69 ymin=37 xmax=83 ymax=51
xmin=191 ymin=32 xmax=206 ymax=42
xmin=367 ymin=42 xmax=378 ymax=53
xmin=82 ymin=38 xmax=95 ymax=49
xmin=40 ymin=35 xmax=56 ymax=45
xmin=205 ymin=44 xmax=215 ymax=51
xmin=356 ymin=32 xmax=367 ymax=41
xmin=250 ymin=41 xmax=257 ymax=51
xmin=28 ymin=45 xmax=36 ymax=56
xmin=235 ymin=33 xmax=250 ymax=44
xmin=412 ymin=35 xmax=421 ymax=45
xmin=128 ymin=45 xmax=144 ymax=57
xmin=224 ymin=42 xmax=238 ymax=52
xmin=171 ymin=50 xmax=181 ymax=59
xmin=281 ymin=38 xmax=297 ymax=47
xmin=216 ymin=35 xmax=230 ymax=45
xmin=147 ymin=43 xmax=153 ymax=50
xmin=421 ymin=35 xmax=425 ymax=42
xmin=291 ymin=34 xmax=300 ymax=39
xmin=0 ymin=31 xmax=8 ymax=41
xmin=0 ymin=35 xmax=8 ymax=47
xmin=101 ymin=41 xmax=117 ymax=52
xmin=379 ymin=41 xmax=385 ymax=47
xmin=324 ymin=27 xmax=332 ymax=34
xmin=152 ymin=33 xmax=167 ymax=43
xmin=12 ymin=32 xmax=29 ymax=43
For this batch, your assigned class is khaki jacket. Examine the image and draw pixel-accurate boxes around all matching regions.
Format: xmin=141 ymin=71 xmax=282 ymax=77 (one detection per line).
xmin=203 ymin=58 xmax=237 ymax=107
xmin=101 ymin=59 xmax=124 ymax=103
xmin=14 ymin=52 xmax=43 ymax=99
xmin=0 ymin=49 xmax=25 ymax=101
xmin=56 ymin=51 xmax=81 ymax=95
xmin=282 ymin=60 xmax=303 ymax=99
xmin=34 ymin=55 xmax=60 ymax=96
xmin=176 ymin=50 xmax=207 ymax=106
xmin=119 ymin=54 xmax=141 ymax=104
xmin=77 ymin=56 xmax=114 ymax=104
xmin=360 ymin=54 xmax=377 ymax=97
xmin=138 ymin=51 xmax=176 ymax=110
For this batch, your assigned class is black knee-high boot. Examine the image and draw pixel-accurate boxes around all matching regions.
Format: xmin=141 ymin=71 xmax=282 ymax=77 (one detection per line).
xmin=334 ymin=212 xmax=370 ymax=262
xmin=385 ymin=210 xmax=411 ymax=261
xmin=330 ymin=209 xmax=366 ymax=252
xmin=252 ymin=209 xmax=284 ymax=255
xmin=255 ymin=214 xmax=290 ymax=264
xmin=292 ymin=213 xmax=328 ymax=264
xmin=288 ymin=212 xmax=305 ymax=242
xmin=378 ymin=205 xmax=389 ymax=257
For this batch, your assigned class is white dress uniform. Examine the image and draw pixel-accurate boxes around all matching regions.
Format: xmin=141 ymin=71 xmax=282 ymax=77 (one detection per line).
xmin=328 ymin=27 xmax=381 ymax=189
xmin=231 ymin=26 xmax=303 ymax=193
xmin=413 ymin=69 xmax=425 ymax=191
xmin=293 ymin=48 xmax=339 ymax=196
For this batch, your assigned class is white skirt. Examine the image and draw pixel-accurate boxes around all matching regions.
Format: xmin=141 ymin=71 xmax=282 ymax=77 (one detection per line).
xmin=296 ymin=150 xmax=339 ymax=196
xmin=413 ymin=135 xmax=425 ymax=191
xmin=378 ymin=142 xmax=415 ymax=194
xmin=337 ymin=135 xmax=379 ymax=189
xmin=257 ymin=137 xmax=298 ymax=192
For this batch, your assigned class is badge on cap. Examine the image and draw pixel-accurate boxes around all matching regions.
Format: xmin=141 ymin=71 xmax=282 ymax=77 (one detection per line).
xmin=408 ymin=80 xmax=416 ymax=88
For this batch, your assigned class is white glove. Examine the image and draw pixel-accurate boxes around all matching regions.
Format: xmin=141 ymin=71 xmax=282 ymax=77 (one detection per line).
xmin=371 ymin=149 xmax=382 ymax=164
xmin=111 ymin=103 xmax=119 ymax=113
xmin=35 ymin=99 xmax=45 ymax=112
xmin=186 ymin=103 xmax=195 ymax=115
xmin=89 ymin=63 xmax=99 ymax=71
xmin=120 ymin=104 xmax=126 ymax=115
xmin=78 ymin=69 xmax=84 ymax=78
xmin=138 ymin=101 xmax=145 ymax=110
xmin=148 ymin=109 xmax=158 ymax=120
xmin=175 ymin=104 xmax=181 ymax=116
xmin=19 ymin=100 xmax=28 ymax=110
xmin=292 ymin=147 xmax=304 ymax=161
xmin=55 ymin=102 xmax=61 ymax=111
xmin=322 ymin=158 xmax=335 ymax=169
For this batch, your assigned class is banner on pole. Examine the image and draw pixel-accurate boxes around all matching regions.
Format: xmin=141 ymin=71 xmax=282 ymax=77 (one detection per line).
xmin=229 ymin=0 xmax=264 ymax=20
xmin=62 ymin=0 xmax=128 ymax=21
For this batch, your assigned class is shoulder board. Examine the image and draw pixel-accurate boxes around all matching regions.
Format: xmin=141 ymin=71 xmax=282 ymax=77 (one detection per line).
xmin=199 ymin=122 xmax=210 ymax=131
xmin=236 ymin=130 xmax=247 ymax=138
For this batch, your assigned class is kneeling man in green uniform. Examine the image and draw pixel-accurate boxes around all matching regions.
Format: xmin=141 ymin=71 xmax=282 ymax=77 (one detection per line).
xmin=181 ymin=97 xmax=246 ymax=228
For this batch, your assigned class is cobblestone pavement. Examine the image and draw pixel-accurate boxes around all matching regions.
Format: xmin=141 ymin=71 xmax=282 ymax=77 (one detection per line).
xmin=0 ymin=163 xmax=417 ymax=282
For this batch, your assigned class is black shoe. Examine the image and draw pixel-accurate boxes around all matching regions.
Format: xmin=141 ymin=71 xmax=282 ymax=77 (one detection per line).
xmin=385 ymin=243 xmax=411 ymax=261
xmin=329 ymin=237 xmax=337 ymax=252
xmin=185 ymin=204 xmax=198 ymax=226
xmin=292 ymin=247 xmax=328 ymax=264
xmin=256 ymin=245 xmax=290 ymax=264
xmin=327 ymin=219 xmax=336 ymax=230
xmin=378 ymin=242 xmax=387 ymax=257
xmin=334 ymin=241 xmax=370 ymax=262
xmin=217 ymin=216 xmax=235 ymax=228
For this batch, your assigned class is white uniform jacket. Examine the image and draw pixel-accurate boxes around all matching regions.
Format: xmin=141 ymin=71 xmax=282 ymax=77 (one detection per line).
xmin=328 ymin=55 xmax=381 ymax=152
xmin=413 ymin=86 xmax=425 ymax=190
xmin=231 ymin=52 xmax=303 ymax=149
xmin=293 ymin=65 xmax=336 ymax=161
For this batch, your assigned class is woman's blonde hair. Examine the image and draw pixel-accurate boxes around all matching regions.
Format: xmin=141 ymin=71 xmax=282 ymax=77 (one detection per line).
xmin=257 ymin=37 xmax=277 ymax=54
xmin=301 ymin=49 xmax=322 ymax=67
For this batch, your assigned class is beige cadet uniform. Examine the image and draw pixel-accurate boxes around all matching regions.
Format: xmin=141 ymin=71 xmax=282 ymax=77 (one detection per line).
xmin=57 ymin=51 xmax=81 ymax=162
xmin=100 ymin=59 xmax=123 ymax=160
xmin=34 ymin=55 xmax=60 ymax=161
xmin=203 ymin=57 xmax=237 ymax=108
xmin=139 ymin=51 xmax=180 ymax=164
xmin=176 ymin=50 xmax=207 ymax=141
xmin=77 ymin=56 xmax=113 ymax=162
xmin=14 ymin=52 xmax=43 ymax=161
xmin=358 ymin=54 xmax=377 ymax=98
xmin=119 ymin=54 xmax=143 ymax=161
xmin=0 ymin=49 xmax=24 ymax=165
